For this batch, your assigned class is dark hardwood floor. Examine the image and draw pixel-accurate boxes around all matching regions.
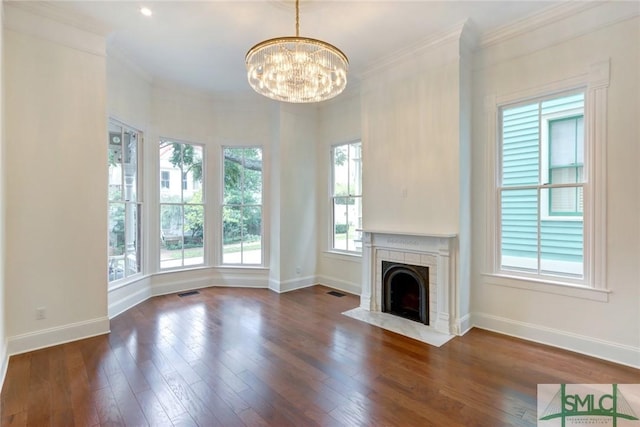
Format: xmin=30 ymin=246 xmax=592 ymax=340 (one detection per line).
xmin=1 ymin=285 xmax=638 ymax=426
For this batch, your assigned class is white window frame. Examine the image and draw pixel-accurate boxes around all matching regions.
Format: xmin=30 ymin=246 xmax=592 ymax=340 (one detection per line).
xmin=540 ymin=108 xmax=585 ymax=222
xmin=159 ymin=139 xmax=206 ymax=271
xmin=483 ymin=60 xmax=609 ymax=301
xmin=330 ymin=140 xmax=363 ymax=254
xmin=221 ymin=146 xmax=264 ymax=266
xmin=108 ymin=119 xmax=143 ymax=287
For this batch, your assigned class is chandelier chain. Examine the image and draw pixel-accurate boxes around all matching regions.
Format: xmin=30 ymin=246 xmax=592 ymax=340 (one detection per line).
xmin=295 ymin=0 xmax=300 ymax=37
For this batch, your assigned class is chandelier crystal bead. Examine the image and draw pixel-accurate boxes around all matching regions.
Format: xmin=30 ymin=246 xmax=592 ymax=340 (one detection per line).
xmin=245 ymin=1 xmax=348 ymax=103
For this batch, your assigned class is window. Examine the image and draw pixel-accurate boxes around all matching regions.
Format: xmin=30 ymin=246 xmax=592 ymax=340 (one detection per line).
xmin=499 ymin=92 xmax=585 ymax=280
xmin=108 ymin=120 xmax=142 ymax=283
xmin=159 ymin=140 xmax=205 ymax=269
xmin=161 ymin=171 xmax=170 ymax=189
xmin=182 ymin=172 xmax=188 ymax=190
xmin=331 ymin=141 xmax=362 ymax=253
xmin=488 ymin=61 xmax=609 ymax=295
xmin=547 ymin=116 xmax=584 ymax=216
xmin=222 ymin=147 xmax=263 ymax=265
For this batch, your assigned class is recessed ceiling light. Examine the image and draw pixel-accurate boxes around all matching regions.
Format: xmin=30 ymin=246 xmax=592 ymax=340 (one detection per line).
xmin=140 ymin=7 xmax=152 ymax=17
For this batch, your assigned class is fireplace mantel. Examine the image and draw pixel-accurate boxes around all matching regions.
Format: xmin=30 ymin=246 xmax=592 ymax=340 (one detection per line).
xmin=360 ymin=230 xmax=459 ymax=335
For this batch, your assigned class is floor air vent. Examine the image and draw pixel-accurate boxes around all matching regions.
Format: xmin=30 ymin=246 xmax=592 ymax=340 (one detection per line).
xmin=178 ymin=290 xmax=200 ymax=297
xmin=327 ymin=291 xmax=346 ymax=297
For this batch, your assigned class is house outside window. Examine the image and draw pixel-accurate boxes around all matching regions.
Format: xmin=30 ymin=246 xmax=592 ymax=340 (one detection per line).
xmin=331 ymin=141 xmax=362 ymax=253
xmin=108 ymin=120 xmax=142 ymax=283
xmin=499 ymin=92 xmax=585 ymax=279
xmin=161 ymin=171 xmax=170 ymax=189
xmin=222 ymin=147 xmax=263 ymax=265
xmin=159 ymin=140 xmax=205 ymax=269
xmin=547 ymin=116 xmax=584 ymax=216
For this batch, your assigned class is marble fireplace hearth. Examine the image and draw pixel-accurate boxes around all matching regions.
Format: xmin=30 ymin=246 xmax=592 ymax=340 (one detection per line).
xmin=343 ymin=230 xmax=459 ymax=347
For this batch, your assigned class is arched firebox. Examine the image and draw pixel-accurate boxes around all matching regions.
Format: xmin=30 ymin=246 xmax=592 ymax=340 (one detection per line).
xmin=382 ymin=261 xmax=429 ymax=325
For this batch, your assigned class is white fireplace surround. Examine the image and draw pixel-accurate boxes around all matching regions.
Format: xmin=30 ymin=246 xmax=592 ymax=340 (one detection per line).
xmin=360 ymin=230 xmax=459 ymax=336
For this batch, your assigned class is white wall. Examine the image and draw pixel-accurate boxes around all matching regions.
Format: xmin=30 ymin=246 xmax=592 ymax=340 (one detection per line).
xmin=471 ymin=8 xmax=640 ymax=366
xmin=268 ymin=104 xmax=319 ymax=292
xmin=316 ymin=92 xmax=362 ymax=295
xmin=107 ymin=53 xmax=152 ymax=131
xmin=4 ymin=5 xmax=109 ymax=354
xmin=0 ymin=1 xmax=8 ymax=384
xmin=361 ymin=37 xmax=462 ymax=235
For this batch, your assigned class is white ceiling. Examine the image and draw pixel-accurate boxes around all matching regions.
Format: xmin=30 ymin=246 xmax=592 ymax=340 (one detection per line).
xmin=58 ymin=0 xmax=563 ymax=93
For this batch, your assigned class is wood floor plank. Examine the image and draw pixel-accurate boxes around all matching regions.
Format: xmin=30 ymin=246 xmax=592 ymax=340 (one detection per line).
xmin=188 ymin=362 xmax=250 ymax=415
xmin=92 ymin=386 xmax=125 ymax=426
xmin=63 ymin=343 xmax=100 ymax=427
xmin=3 ymin=285 xmax=640 ymax=427
xmin=107 ymin=371 xmax=149 ymax=427
xmin=48 ymin=346 xmax=74 ymax=427
xmin=137 ymin=360 xmax=187 ymax=421
xmin=25 ymin=350 xmax=51 ymax=427
xmin=0 ymin=354 xmax=30 ymax=419
xmin=134 ymin=389 xmax=173 ymax=426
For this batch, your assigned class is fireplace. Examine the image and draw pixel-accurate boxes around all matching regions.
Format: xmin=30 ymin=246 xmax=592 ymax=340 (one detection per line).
xmin=359 ymin=230 xmax=459 ymax=336
xmin=382 ymin=261 xmax=429 ymax=324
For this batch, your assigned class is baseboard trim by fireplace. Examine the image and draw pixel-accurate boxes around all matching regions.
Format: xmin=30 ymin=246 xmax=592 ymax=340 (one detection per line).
xmin=342 ymin=307 xmax=454 ymax=347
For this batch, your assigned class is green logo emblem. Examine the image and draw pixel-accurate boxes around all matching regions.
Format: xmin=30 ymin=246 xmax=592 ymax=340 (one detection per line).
xmin=539 ymin=384 xmax=639 ymax=427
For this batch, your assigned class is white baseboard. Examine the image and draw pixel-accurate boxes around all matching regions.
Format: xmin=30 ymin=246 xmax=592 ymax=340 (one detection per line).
xmin=108 ymin=269 xmax=271 ymax=318
xmin=269 ymin=275 xmax=316 ymax=293
xmin=7 ymin=317 xmax=110 ymax=356
xmin=108 ymin=276 xmax=152 ymax=318
xmin=151 ymin=268 xmax=269 ymax=297
xmin=152 ymin=276 xmax=214 ymax=297
xmin=472 ymin=312 xmax=640 ymax=369
xmin=457 ymin=313 xmax=473 ymax=335
xmin=316 ymin=274 xmax=361 ymax=296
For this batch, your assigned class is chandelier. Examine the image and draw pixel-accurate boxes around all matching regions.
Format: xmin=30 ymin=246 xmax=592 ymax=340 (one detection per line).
xmin=245 ymin=0 xmax=348 ymax=103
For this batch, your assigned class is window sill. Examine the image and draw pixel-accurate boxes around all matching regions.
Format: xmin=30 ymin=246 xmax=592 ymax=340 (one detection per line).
xmin=215 ymin=265 xmax=269 ymax=271
xmin=157 ymin=265 xmax=269 ymax=273
xmin=482 ymin=273 xmax=610 ymax=302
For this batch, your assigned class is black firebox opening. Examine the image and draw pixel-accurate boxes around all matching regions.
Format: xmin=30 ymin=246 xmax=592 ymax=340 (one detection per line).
xmin=382 ymin=261 xmax=429 ymax=325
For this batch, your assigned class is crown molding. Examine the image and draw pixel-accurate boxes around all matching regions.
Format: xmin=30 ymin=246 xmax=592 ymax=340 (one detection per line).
xmin=459 ymin=19 xmax=480 ymax=54
xmin=359 ymin=20 xmax=471 ymax=81
xmin=4 ymin=1 xmax=111 ymax=36
xmin=480 ymin=1 xmax=615 ymax=48
xmin=4 ymin=2 xmax=107 ymax=57
xmin=474 ymin=1 xmax=639 ymax=71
